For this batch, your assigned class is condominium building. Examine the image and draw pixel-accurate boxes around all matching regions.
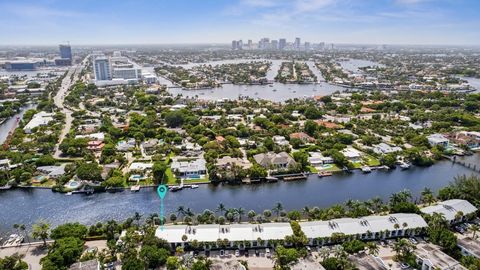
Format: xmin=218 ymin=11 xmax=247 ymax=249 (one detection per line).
xmin=93 ymin=57 xmax=112 ymax=81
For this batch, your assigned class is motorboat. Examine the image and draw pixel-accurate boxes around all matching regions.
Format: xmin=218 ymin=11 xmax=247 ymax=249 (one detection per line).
xmin=361 ymin=166 xmax=372 ymax=173
xmin=317 ymin=171 xmax=333 ymax=177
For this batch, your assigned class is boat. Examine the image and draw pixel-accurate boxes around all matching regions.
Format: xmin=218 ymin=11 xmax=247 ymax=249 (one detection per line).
xmin=400 ymin=162 xmax=411 ymax=170
xmin=265 ymin=176 xmax=279 ymax=182
xmin=130 ymin=185 xmax=140 ymax=192
xmin=254 ymin=92 xmax=258 ymax=95
xmin=66 ymin=192 xmax=73 ymax=196
xmin=190 ymin=185 xmax=199 ymax=189
xmin=169 ymin=186 xmax=183 ymax=192
xmin=273 ymin=89 xmax=277 ymax=92
xmin=361 ymin=166 xmax=372 ymax=173
xmin=317 ymin=171 xmax=333 ymax=177
xmin=292 ymin=90 xmax=296 ymax=93
xmin=269 ymin=85 xmax=273 ymax=87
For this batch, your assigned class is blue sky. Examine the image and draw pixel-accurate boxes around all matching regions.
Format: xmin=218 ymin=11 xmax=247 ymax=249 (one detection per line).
xmin=0 ymin=0 xmax=478 ymax=45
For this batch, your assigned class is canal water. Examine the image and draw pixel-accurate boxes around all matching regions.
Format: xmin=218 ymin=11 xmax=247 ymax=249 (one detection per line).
xmin=0 ymin=156 xmax=478 ymax=236
xmin=0 ymin=103 xmax=37 ymax=144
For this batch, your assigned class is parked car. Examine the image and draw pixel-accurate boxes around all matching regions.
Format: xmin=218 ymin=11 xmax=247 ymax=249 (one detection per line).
xmin=219 ymin=250 xmax=225 ymax=257
xmin=265 ymin=248 xmax=271 ymax=258
xmin=409 ymin=238 xmax=417 ymax=244
xmin=400 ymin=262 xmax=410 ymax=269
xmin=235 ymin=250 xmax=240 ymax=257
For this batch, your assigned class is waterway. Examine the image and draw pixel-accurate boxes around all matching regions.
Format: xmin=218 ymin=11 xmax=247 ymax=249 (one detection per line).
xmin=0 ymin=155 xmax=478 ymax=236
xmin=145 ymin=59 xmax=348 ymax=102
xmin=0 ymin=103 xmax=36 ymax=144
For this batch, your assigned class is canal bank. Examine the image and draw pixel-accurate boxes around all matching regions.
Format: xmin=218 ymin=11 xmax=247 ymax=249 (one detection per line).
xmin=0 ymin=156 xmax=478 ymax=237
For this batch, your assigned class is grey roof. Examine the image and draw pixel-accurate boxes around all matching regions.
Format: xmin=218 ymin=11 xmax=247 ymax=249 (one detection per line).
xmin=420 ymin=199 xmax=478 ymax=221
xmin=415 ymin=243 xmax=465 ymax=270
xmin=300 ymin=213 xmax=428 ymax=239
xmin=253 ymin=152 xmax=296 ymax=168
xmin=69 ymin=260 xmax=99 ymax=270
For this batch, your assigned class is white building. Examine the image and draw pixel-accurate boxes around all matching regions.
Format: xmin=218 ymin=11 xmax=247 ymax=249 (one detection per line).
xmin=427 ymin=134 xmax=449 ymax=148
xmin=341 ymin=147 xmax=362 ymax=161
xmin=94 ymin=57 xmax=112 ymax=81
xmin=308 ymin=152 xmax=334 ymax=166
xmin=155 ymin=223 xmax=293 ymax=249
xmin=373 ymin=143 xmax=402 ymax=155
xmin=300 ymin=213 xmax=428 ymax=245
xmin=272 ymin=135 xmax=290 ymax=146
xmin=24 ymin=111 xmax=54 ymax=134
xmin=420 ymin=199 xmax=477 ymax=224
xmin=414 ymin=243 xmax=464 ymax=270
xmin=170 ymin=158 xmax=207 ymax=179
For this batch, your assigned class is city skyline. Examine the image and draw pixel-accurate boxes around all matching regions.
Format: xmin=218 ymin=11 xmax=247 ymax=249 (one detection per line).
xmin=0 ymin=0 xmax=479 ymax=46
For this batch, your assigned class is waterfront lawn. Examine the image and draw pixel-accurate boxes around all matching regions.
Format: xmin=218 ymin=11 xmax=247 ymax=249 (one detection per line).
xmin=31 ymin=179 xmax=55 ymax=187
xmin=184 ymin=176 xmax=210 ymax=184
xmin=364 ymin=155 xmax=381 ymax=166
xmin=352 ymin=161 xmax=363 ymax=169
xmin=164 ymin=168 xmax=178 ymax=185
xmin=320 ymin=164 xmax=341 ymax=172
xmin=307 ymin=165 xmax=318 ymax=173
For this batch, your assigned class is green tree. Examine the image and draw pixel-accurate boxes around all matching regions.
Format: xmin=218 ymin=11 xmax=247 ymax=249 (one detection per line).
xmin=32 ymin=220 xmax=50 ymax=246
xmin=50 ymin=223 xmax=87 ymax=240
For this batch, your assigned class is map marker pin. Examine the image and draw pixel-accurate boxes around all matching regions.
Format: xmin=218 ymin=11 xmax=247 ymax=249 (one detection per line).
xmin=157 ymin=185 xmax=168 ymax=231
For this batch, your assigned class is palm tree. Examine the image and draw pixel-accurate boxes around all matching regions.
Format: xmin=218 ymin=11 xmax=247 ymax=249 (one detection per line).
xmin=32 ymin=220 xmax=50 ymax=247
xmin=421 ymin=187 xmax=435 ymax=205
xmin=237 ymin=207 xmax=245 ymax=223
xmin=367 ymin=242 xmax=379 ymax=256
xmin=177 ymin=206 xmax=186 ymax=218
xmin=185 ymin=208 xmax=194 ymax=217
xmin=216 ymin=203 xmax=226 ymax=216
xmin=19 ymin=224 xmax=29 ymax=244
xmin=470 ymin=224 xmax=479 ymax=239
xmin=133 ymin=212 xmax=142 ymax=227
xmin=272 ymin=202 xmax=283 ymax=219
xmin=13 ymin=224 xmax=20 ymax=235
xmin=302 ymin=206 xmax=310 ymax=218
xmin=247 ymin=210 xmax=256 ymax=222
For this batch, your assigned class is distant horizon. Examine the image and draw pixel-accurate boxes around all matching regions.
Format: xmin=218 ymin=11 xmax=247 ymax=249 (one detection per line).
xmin=1 ymin=0 xmax=479 ymax=46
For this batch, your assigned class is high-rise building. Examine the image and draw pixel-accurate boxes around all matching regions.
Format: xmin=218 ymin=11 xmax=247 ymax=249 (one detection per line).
xmin=304 ymin=42 xmax=311 ymax=51
xmin=232 ymin=40 xmax=237 ymax=50
xmin=294 ymin=38 xmax=301 ymax=49
xmin=94 ymin=57 xmax=112 ymax=81
xmin=279 ymin=38 xmax=287 ymax=50
xmin=59 ymin=44 xmax=72 ymax=60
xmin=247 ymin=40 xmax=253 ymax=49
xmin=271 ymin=40 xmax=279 ymax=50
xmin=232 ymin=40 xmax=243 ymax=50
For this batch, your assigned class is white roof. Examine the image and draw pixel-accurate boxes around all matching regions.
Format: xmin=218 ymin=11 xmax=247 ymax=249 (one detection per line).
xmin=129 ymin=162 xmax=153 ymax=171
xmin=75 ymin=132 xmax=105 ymax=141
xmin=420 ymin=199 xmax=477 ymax=221
xmin=300 ymin=213 xmax=428 ymax=239
xmin=24 ymin=111 xmax=54 ymax=131
xmin=155 ymin=223 xmax=293 ymax=243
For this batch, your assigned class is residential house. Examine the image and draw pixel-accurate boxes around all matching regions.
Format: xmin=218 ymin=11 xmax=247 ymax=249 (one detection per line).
xmin=373 ymin=143 xmax=402 ymax=155
xmin=341 ymin=147 xmax=363 ymax=162
xmin=116 ymin=138 xmax=136 ymax=151
xmin=23 ymin=111 xmax=54 ymax=134
xmin=87 ymin=141 xmax=104 ymax=152
xmin=216 ymin=156 xmax=252 ymax=170
xmin=289 ymin=132 xmax=315 ymax=143
xmin=37 ymin=165 xmax=66 ymax=179
xmin=427 ymin=134 xmax=449 ymax=148
xmin=308 ymin=152 xmax=334 ymax=167
xmin=171 ymin=158 xmax=207 ymax=179
xmin=272 ymin=136 xmax=290 ymax=146
xmin=414 ymin=243 xmax=465 ymax=270
xmin=253 ymin=152 xmax=296 ymax=171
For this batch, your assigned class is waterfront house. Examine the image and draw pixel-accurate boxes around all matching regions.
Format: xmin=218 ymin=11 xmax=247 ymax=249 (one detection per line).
xmin=170 ymin=157 xmax=207 ymax=179
xmin=451 ymin=131 xmax=480 ymax=149
xmin=0 ymin=159 xmax=10 ymax=170
xmin=308 ymin=152 xmax=334 ymax=167
xmin=216 ymin=156 xmax=252 ymax=170
xmin=253 ymin=152 xmax=296 ymax=171
xmin=300 ymin=213 xmax=428 ymax=246
xmin=420 ymin=199 xmax=477 ymax=224
xmin=23 ymin=111 xmax=54 ymax=134
xmin=155 ymin=223 xmax=294 ymax=249
xmin=37 ymin=165 xmax=66 ymax=179
xmin=373 ymin=143 xmax=402 ymax=155
xmin=129 ymin=162 xmax=153 ymax=173
xmin=427 ymin=134 xmax=449 ymax=148
xmin=341 ymin=147 xmax=363 ymax=162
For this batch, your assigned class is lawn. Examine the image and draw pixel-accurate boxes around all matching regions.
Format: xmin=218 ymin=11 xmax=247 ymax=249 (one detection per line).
xmin=319 ymin=164 xmax=341 ymax=172
xmin=364 ymin=155 xmax=381 ymax=166
xmin=184 ymin=177 xmax=210 ymax=184
xmin=307 ymin=165 xmax=318 ymax=173
xmin=164 ymin=168 xmax=179 ymax=185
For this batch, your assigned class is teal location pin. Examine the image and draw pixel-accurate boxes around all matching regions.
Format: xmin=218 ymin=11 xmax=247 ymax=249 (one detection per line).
xmin=157 ymin=185 xmax=168 ymax=231
xmin=157 ymin=185 xmax=167 ymax=199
